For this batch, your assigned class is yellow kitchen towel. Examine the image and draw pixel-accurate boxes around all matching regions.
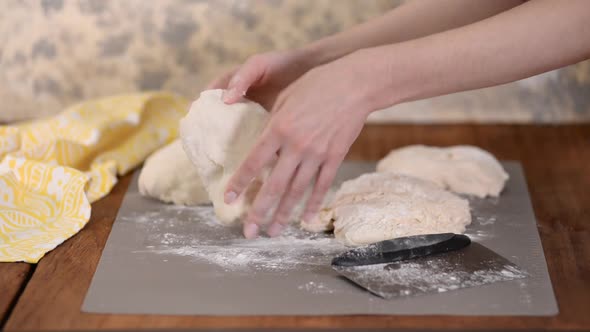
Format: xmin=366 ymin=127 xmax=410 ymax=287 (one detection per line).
xmin=0 ymin=92 xmax=188 ymax=263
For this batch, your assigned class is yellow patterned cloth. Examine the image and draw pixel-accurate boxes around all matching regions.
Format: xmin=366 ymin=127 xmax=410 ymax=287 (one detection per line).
xmin=0 ymin=92 xmax=188 ymax=263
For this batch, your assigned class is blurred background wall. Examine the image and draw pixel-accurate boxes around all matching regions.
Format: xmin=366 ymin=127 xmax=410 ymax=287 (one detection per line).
xmin=1 ymin=0 xmax=588 ymax=124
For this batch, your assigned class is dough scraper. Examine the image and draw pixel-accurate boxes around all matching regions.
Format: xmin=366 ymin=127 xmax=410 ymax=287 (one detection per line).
xmin=332 ymin=233 xmax=527 ymax=299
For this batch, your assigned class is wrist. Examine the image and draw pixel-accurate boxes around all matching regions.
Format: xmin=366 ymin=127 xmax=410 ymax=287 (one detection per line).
xmin=340 ymin=48 xmax=399 ymax=116
xmin=346 ymin=46 xmax=417 ymax=115
xmin=274 ymin=46 xmax=322 ymax=81
xmin=306 ymin=49 xmax=385 ymax=119
xmin=297 ymin=38 xmax=345 ymax=69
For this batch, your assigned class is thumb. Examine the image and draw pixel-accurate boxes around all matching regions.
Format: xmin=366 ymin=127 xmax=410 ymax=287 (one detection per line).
xmin=223 ymin=57 xmax=266 ymax=104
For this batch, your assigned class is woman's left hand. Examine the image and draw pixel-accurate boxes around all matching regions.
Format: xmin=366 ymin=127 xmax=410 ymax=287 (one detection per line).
xmin=224 ymin=52 xmax=376 ymax=238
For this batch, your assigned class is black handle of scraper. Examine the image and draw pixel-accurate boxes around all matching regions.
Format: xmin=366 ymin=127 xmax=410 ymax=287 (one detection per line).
xmin=331 ymin=233 xmax=471 ymax=267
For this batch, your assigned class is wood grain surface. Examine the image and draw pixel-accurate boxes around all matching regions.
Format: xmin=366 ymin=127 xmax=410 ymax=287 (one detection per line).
xmin=3 ymin=125 xmax=590 ymax=331
xmin=0 ymin=263 xmax=31 ymax=328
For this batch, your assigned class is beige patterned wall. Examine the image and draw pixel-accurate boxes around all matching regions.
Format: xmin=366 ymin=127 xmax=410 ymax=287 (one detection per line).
xmin=1 ymin=0 xmax=589 ymax=124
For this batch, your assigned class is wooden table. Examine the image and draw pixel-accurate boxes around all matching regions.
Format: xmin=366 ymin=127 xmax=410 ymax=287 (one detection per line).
xmin=2 ymin=124 xmax=589 ymax=331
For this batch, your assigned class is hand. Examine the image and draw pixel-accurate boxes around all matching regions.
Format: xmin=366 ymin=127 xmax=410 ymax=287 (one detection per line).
xmin=207 ymin=50 xmax=315 ymax=110
xmin=224 ymin=52 xmax=375 ymax=239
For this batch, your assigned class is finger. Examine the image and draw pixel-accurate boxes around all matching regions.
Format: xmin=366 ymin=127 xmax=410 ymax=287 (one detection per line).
xmin=267 ymin=160 xmax=319 ymax=237
xmin=225 ymin=131 xmax=281 ymax=204
xmin=302 ymin=158 xmax=343 ymax=224
xmin=223 ymin=57 xmax=266 ymax=104
xmin=207 ymin=69 xmax=236 ymax=89
xmin=243 ymin=149 xmax=300 ymax=237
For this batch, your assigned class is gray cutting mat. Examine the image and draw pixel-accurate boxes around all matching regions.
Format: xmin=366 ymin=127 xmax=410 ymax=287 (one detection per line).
xmin=83 ymin=161 xmax=557 ymax=316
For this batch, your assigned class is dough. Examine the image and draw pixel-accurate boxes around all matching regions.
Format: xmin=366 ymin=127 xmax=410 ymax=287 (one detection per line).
xmin=301 ymin=213 xmax=335 ymax=233
xmin=180 ymin=89 xmax=269 ymax=225
xmin=138 ymin=139 xmax=210 ymax=206
xmin=377 ymin=145 xmax=508 ymax=198
xmin=300 ymin=189 xmax=337 ymax=233
xmin=319 ymin=172 xmax=471 ymax=246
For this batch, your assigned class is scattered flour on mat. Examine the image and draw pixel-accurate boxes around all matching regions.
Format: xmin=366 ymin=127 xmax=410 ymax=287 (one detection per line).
xmin=465 ymin=195 xmax=498 ymax=240
xmin=464 ymin=195 xmax=497 ymax=241
xmin=475 ymin=215 xmax=497 ymax=226
xmin=129 ymin=201 xmax=499 ymax=273
xmin=130 ymin=204 xmax=346 ymax=272
xmin=154 ymin=234 xmax=345 ymax=272
xmin=125 ymin=204 xmax=221 ymax=228
xmin=464 ymin=229 xmax=492 ymax=242
xmin=298 ymin=281 xmax=335 ymax=294
xmin=464 ymin=214 xmax=496 ymax=241
xmin=338 ymin=259 xmax=526 ymax=297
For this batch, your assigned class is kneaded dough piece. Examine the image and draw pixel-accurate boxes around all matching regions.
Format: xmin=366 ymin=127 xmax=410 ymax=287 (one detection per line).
xmin=377 ymin=145 xmax=509 ymax=198
xmin=301 ymin=211 xmax=334 ymax=233
xmin=138 ymin=139 xmax=210 ymax=206
xmin=300 ymin=189 xmax=337 ymax=233
xmin=180 ymin=89 xmax=269 ymax=225
xmin=300 ymin=169 xmax=455 ymax=234
xmin=322 ymin=172 xmax=471 ymax=246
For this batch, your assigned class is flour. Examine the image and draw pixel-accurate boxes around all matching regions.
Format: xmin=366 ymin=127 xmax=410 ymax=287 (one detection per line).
xmin=464 ymin=230 xmax=491 ymax=242
xmin=124 ymin=204 xmax=221 ymax=228
xmin=129 ymin=204 xmax=347 ymax=272
xmin=125 ymin=179 xmax=508 ymax=286
xmin=128 ymin=194 xmax=501 ymax=274
xmin=298 ymin=281 xmax=335 ymax=294
xmin=462 ymin=195 xmax=497 ymax=241
xmin=336 ymin=255 xmax=527 ymax=298
xmin=476 ymin=215 xmax=497 ymax=226
xmin=150 ymin=233 xmax=345 ymax=272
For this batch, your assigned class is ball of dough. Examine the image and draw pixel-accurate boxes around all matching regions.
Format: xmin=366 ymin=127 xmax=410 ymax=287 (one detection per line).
xmin=180 ymin=89 xmax=269 ymax=225
xmin=377 ymin=145 xmax=508 ymax=198
xmin=321 ymin=172 xmax=471 ymax=246
xmin=138 ymin=139 xmax=210 ymax=206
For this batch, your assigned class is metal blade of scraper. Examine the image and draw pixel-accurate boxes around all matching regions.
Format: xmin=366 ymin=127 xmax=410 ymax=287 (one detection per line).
xmin=333 ymin=242 xmax=527 ymax=299
xmin=332 ymin=233 xmax=471 ymax=267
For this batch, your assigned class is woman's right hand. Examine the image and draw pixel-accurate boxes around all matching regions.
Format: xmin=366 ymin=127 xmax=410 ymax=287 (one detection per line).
xmin=207 ymin=50 xmax=315 ymax=110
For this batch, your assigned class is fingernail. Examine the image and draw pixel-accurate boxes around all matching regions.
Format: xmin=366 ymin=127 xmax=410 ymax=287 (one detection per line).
xmin=225 ymin=191 xmax=237 ymax=204
xmin=222 ymin=89 xmax=234 ymax=103
xmin=244 ymin=223 xmax=259 ymax=239
xmin=222 ymin=89 xmax=241 ymax=103
xmin=267 ymin=223 xmax=285 ymax=238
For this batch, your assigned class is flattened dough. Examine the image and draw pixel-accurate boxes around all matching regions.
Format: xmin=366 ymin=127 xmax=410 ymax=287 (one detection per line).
xmin=319 ymin=172 xmax=471 ymax=246
xmin=377 ymin=145 xmax=508 ymax=198
xmin=138 ymin=139 xmax=210 ymax=206
xmin=180 ymin=89 xmax=269 ymax=225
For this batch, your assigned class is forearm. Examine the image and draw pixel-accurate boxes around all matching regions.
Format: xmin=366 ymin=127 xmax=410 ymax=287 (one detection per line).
xmin=299 ymin=0 xmax=524 ymax=67
xmin=356 ymin=0 xmax=590 ymax=111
